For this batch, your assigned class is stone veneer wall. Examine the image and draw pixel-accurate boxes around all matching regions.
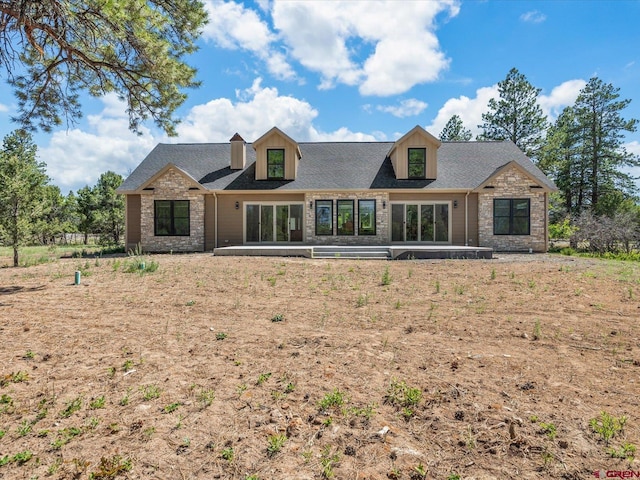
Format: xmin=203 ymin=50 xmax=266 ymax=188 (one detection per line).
xmin=478 ymin=167 xmax=547 ymax=252
xmin=305 ymin=192 xmax=389 ymax=245
xmin=140 ymin=168 xmax=205 ymax=252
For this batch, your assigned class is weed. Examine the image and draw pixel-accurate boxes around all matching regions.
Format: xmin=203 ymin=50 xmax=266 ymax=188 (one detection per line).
xmin=107 ymin=366 xmax=116 ymax=377
xmin=257 ymin=372 xmax=272 ymax=385
xmin=17 ymin=419 xmax=32 ymax=436
xmin=24 ymin=350 xmax=35 ymax=359
xmin=414 ymin=463 xmax=427 ymax=478
xmin=143 ymin=427 xmax=155 ymax=439
xmin=356 ymin=293 xmax=368 ymax=307
xmin=86 ymin=417 xmax=100 ymax=429
xmin=267 ymin=276 xmax=277 ymax=287
xmin=608 ymin=443 xmax=636 ymax=460
xmin=122 ymin=359 xmax=134 ymax=372
xmin=47 ymin=457 xmax=63 ymax=475
xmin=532 ymin=319 xmax=542 ymax=340
xmin=245 ymin=476 xmax=261 ymax=480
xmin=0 ymin=394 xmax=12 ymax=405
xmin=51 ymin=426 xmax=82 ymax=450
xmin=11 ymin=450 xmax=33 ymax=465
xmin=90 ymin=395 xmax=106 ymax=409
xmin=119 ymin=389 xmax=131 ymax=406
xmin=454 ymin=284 xmax=465 ymax=295
xmin=59 ymin=396 xmax=83 ymax=418
xmin=198 ymin=389 xmax=215 ymax=408
xmin=163 ymin=402 xmax=181 ymax=414
xmin=447 ymin=475 xmax=461 ymax=480
xmin=319 ymin=389 xmax=348 ymax=410
xmin=381 ymin=266 xmax=391 ymax=286
xmin=89 ymin=455 xmax=132 ymax=478
xmin=185 ymin=300 xmax=196 ymax=306
xmin=11 ymin=371 xmax=29 ymax=383
xmin=284 ymin=382 xmax=295 ymax=394
xmin=490 ymin=268 xmax=496 ymax=280
xmin=385 ymin=379 xmax=422 ymax=408
xmin=271 ymin=313 xmax=284 ymax=322
xmin=528 ymin=279 xmax=537 ymax=289
xmin=216 ymin=332 xmax=228 ymax=340
xmin=320 ymin=446 xmax=340 ymax=478
xmin=346 ymin=403 xmax=376 ymax=420
xmin=267 ymin=433 xmax=287 ymax=457
xmin=237 ymin=383 xmax=247 ymax=396
xmin=221 ymin=447 xmax=234 ymax=461
xmin=590 ymin=411 xmax=627 ymax=445
xmin=394 ymin=299 xmax=401 ymax=309
xmin=435 ymin=280 xmax=440 ymax=293
xmin=0 ymin=430 xmax=5 ymax=439
xmin=141 ymin=384 xmax=161 ymax=401
xmin=539 ymin=422 xmax=557 ymax=439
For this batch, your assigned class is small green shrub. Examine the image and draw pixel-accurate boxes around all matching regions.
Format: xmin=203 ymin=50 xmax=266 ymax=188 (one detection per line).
xmin=221 ymin=447 xmax=234 ymax=461
xmin=267 ymin=433 xmax=286 ymax=457
xmin=608 ymin=443 xmax=636 ymax=460
xmin=163 ymin=402 xmax=181 ymax=414
xmin=318 ymin=389 xmax=348 ymax=410
xmin=381 ymin=266 xmax=391 ymax=286
xmin=141 ymin=384 xmax=161 ymax=401
xmin=590 ymin=411 xmax=627 ymax=445
xmin=271 ymin=313 xmax=284 ymax=322
xmin=59 ymin=396 xmax=82 ymax=418
xmin=90 ymin=395 xmax=106 ymax=409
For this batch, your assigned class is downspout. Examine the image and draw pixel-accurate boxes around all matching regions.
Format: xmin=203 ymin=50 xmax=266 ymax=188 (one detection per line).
xmin=213 ymin=192 xmax=218 ymax=249
xmin=464 ymin=190 xmax=470 ymax=246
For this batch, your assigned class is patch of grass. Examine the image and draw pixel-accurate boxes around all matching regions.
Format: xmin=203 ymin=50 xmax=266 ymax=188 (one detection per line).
xmin=216 ymin=332 xmax=228 ymax=340
xmin=381 ymin=266 xmax=391 ymax=286
xmin=490 ymin=268 xmax=496 ymax=280
xmin=385 ymin=379 xmax=422 ymax=408
xmin=51 ymin=426 xmax=82 ymax=450
xmin=163 ymin=402 xmax=181 ymax=414
xmin=267 ymin=433 xmax=286 ymax=457
xmin=141 ymin=384 xmax=161 ymax=401
xmin=89 ymin=395 xmax=106 ymax=409
xmin=320 ymin=446 xmax=340 ymax=478
xmin=608 ymin=443 xmax=636 ymax=461
xmin=533 ymin=319 xmax=542 ymax=341
xmin=89 ymin=454 xmax=132 ymax=479
xmin=198 ymin=388 xmax=215 ymax=408
xmin=271 ymin=313 xmax=284 ymax=322
xmin=59 ymin=396 xmax=83 ymax=418
xmin=356 ymin=293 xmax=368 ymax=307
xmin=257 ymin=372 xmax=272 ymax=385
xmin=539 ymin=422 xmax=557 ymax=439
xmin=590 ymin=411 xmax=627 ymax=445
xmin=318 ymin=389 xmax=348 ymax=411
xmin=221 ymin=447 xmax=234 ymax=461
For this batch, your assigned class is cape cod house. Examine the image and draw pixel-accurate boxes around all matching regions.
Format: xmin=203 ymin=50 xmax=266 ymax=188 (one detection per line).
xmin=117 ymin=125 xmax=556 ymax=257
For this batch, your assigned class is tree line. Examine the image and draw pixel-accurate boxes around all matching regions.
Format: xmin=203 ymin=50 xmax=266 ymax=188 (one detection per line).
xmin=438 ymin=68 xmax=640 ymax=252
xmin=0 ymin=130 xmax=124 ymax=266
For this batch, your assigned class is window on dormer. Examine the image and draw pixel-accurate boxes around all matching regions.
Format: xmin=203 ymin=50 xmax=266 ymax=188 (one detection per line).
xmin=408 ymin=148 xmax=426 ymax=179
xmin=267 ymin=149 xmax=285 ymax=179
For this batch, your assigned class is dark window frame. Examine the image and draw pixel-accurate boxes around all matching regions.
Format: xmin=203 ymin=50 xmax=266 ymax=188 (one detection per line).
xmin=336 ymin=199 xmax=355 ymax=236
xmin=493 ymin=198 xmax=530 ymax=235
xmin=154 ymin=200 xmax=190 ymax=236
xmin=408 ymin=147 xmax=426 ymax=179
xmin=266 ymin=148 xmax=285 ymax=180
xmin=315 ymin=200 xmax=333 ymax=236
xmin=358 ymin=199 xmax=376 ymax=236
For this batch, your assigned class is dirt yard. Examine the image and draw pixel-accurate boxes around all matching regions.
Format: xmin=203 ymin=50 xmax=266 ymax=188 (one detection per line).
xmin=0 ymin=253 xmax=639 ymax=479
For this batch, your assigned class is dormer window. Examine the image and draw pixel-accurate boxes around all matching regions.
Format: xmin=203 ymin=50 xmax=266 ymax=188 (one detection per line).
xmin=267 ymin=149 xmax=285 ymax=180
xmin=408 ymin=148 xmax=426 ymax=179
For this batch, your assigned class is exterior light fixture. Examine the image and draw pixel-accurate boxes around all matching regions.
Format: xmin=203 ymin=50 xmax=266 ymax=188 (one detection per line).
xmin=235 ymin=201 xmax=239 ymax=210
xmin=382 ymin=200 xmax=387 ymax=209
xmin=309 ymin=200 xmax=313 ymax=209
xmin=454 ymin=200 xmax=458 ymax=208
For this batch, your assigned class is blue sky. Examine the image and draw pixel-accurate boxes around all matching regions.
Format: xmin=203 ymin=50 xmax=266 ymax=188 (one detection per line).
xmin=1 ymin=0 xmax=639 ymax=194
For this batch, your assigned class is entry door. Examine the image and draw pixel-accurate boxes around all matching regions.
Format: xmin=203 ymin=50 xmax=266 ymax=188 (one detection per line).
xmin=391 ymin=203 xmax=449 ymax=242
xmin=246 ymin=204 xmax=303 ymax=243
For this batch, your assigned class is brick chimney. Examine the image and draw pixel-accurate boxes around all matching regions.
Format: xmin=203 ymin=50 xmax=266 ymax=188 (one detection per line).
xmin=230 ymin=133 xmax=246 ymax=170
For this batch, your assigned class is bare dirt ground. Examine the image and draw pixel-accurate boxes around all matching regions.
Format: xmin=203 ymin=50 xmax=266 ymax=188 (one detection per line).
xmin=0 ymin=253 xmax=639 ymax=480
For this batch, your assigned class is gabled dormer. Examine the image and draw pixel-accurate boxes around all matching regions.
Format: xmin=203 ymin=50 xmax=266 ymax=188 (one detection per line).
xmin=252 ymin=127 xmax=302 ymax=180
xmin=387 ymin=125 xmax=441 ymax=180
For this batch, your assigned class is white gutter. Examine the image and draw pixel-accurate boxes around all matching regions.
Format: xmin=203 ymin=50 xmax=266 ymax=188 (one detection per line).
xmin=464 ymin=190 xmax=470 ymax=246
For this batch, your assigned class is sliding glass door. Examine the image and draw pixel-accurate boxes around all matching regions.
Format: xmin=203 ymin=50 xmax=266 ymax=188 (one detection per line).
xmin=245 ymin=203 xmax=303 ymax=243
xmin=391 ymin=202 xmax=450 ymax=243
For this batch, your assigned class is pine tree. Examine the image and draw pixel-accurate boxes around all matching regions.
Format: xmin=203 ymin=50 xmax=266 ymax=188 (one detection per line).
xmin=439 ymin=115 xmax=472 ymax=141
xmin=0 ymin=131 xmax=49 ymax=266
xmin=478 ymin=68 xmax=548 ymax=158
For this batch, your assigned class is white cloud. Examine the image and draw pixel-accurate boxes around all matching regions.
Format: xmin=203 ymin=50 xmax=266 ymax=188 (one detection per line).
xmin=202 ymin=0 xmax=297 ymax=80
xmin=539 ymin=79 xmax=586 ymax=119
xmin=38 ymin=94 xmax=158 ymax=193
xmin=520 ymin=10 xmax=546 ymax=23
xmin=377 ymin=99 xmax=428 ymax=118
xmin=272 ymin=0 xmax=459 ymax=95
xmin=0 ymin=103 xmax=8 ymax=113
xmin=426 ymin=85 xmax=499 ymax=138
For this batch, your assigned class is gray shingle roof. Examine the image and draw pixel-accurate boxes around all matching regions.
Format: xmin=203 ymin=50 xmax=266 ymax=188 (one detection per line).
xmin=118 ymin=140 xmax=555 ymax=193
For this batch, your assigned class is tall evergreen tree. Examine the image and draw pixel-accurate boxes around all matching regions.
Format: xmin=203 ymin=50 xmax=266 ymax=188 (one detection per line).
xmin=0 ymin=130 xmax=49 ymax=266
xmin=439 ymin=115 xmax=472 ymax=141
xmin=94 ymin=171 xmax=125 ymax=244
xmin=478 ymin=67 xmax=548 ymax=158
xmin=0 ymin=0 xmax=207 ymax=135
xmin=573 ymin=77 xmax=639 ymax=215
xmin=75 ymin=185 xmax=97 ymax=245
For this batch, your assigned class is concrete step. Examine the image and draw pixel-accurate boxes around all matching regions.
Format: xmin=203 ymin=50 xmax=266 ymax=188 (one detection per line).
xmin=312 ymin=246 xmax=391 ymax=259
